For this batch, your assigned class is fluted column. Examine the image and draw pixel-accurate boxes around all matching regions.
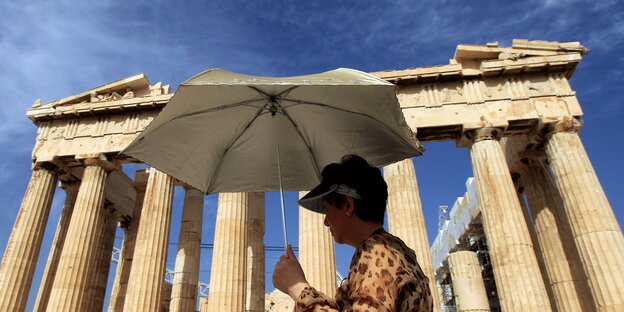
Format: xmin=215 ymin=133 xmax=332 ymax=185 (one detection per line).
xmin=246 ymin=192 xmax=265 ymax=312
xmin=33 ymin=181 xmax=79 ymax=312
xmin=162 ymin=283 xmax=173 ymax=312
xmin=467 ymin=128 xmax=551 ymax=311
xmin=123 ymin=168 xmax=175 ymax=312
xmin=47 ymin=157 xmax=118 ymax=311
xmin=206 ymin=192 xmax=249 ymax=311
xmin=513 ymin=180 xmax=556 ymax=310
xmin=545 ymin=118 xmax=624 ymax=311
xmin=170 ymin=186 xmax=204 ymax=312
xmin=90 ymin=204 xmax=120 ymax=311
xmin=384 ymin=158 xmax=440 ymax=311
xmin=0 ymin=162 xmax=58 ymax=311
xmin=108 ymin=169 xmax=148 ymax=312
xmin=298 ymin=191 xmax=337 ymax=296
xmin=448 ymin=251 xmax=490 ymax=312
xmin=519 ymin=157 xmax=594 ymax=311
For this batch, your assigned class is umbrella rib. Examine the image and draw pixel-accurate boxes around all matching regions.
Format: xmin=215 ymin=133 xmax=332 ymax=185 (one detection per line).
xmin=167 ymin=99 xmax=265 ymax=123
xmin=205 ymin=102 xmax=269 ymax=192
xmin=275 ymin=86 xmax=299 ymax=98
xmin=277 ymin=106 xmax=322 ymax=179
xmin=135 ymin=98 xmax=265 ymax=143
xmin=281 ymin=99 xmax=423 ymax=154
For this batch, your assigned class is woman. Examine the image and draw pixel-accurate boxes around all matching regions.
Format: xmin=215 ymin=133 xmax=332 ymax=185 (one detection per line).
xmin=273 ymin=154 xmax=433 ymax=312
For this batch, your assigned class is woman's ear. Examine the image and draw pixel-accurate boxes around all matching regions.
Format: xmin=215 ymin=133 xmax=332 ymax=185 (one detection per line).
xmin=344 ymin=196 xmax=355 ymax=216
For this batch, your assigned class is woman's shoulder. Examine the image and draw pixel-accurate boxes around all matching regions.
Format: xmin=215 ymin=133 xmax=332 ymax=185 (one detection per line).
xmin=364 ymin=230 xmax=417 ymax=261
xmin=347 ymin=229 xmax=433 ymax=311
xmin=356 ymin=230 xmax=421 ymax=275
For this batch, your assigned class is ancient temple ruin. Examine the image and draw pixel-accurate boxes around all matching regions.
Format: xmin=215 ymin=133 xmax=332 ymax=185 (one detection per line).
xmin=0 ymin=39 xmax=622 ymax=312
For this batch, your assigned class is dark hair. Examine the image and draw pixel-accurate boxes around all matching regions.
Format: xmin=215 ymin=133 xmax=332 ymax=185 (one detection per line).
xmin=321 ymin=154 xmax=388 ymax=224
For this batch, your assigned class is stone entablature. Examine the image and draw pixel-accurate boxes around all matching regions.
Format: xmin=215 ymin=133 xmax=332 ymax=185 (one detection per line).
xmin=32 ymin=110 xmax=161 ymax=162
xmin=27 ymin=39 xmax=586 ymax=163
xmin=372 ymin=39 xmax=587 ymax=145
xmin=375 ymin=39 xmax=586 ymax=83
xmin=27 ymin=74 xmax=172 ymax=164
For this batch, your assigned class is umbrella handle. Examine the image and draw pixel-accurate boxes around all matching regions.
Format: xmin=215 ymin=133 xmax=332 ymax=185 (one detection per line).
xmin=274 ymin=118 xmax=289 ymax=252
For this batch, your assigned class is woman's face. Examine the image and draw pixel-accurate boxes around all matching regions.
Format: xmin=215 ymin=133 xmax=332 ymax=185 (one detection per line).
xmin=323 ymin=198 xmax=350 ymax=244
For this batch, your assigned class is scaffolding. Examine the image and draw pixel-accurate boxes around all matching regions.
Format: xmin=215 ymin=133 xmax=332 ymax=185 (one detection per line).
xmin=438 ymin=205 xmax=449 ymax=235
xmin=430 ymin=177 xmax=501 ymax=311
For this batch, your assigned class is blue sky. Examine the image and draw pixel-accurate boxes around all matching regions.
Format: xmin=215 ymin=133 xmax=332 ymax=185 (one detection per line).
xmin=1 ymin=1 xmax=622 ymax=310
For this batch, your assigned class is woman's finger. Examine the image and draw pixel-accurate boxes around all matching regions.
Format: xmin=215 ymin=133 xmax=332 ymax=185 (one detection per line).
xmin=286 ymin=244 xmax=296 ymax=259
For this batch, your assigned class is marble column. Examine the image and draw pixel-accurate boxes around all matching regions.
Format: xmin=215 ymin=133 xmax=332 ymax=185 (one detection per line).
xmin=467 ymin=128 xmax=551 ymax=311
xmin=298 ymin=191 xmax=337 ymax=296
xmin=0 ymin=162 xmax=58 ymax=311
xmin=545 ymin=118 xmax=624 ymax=311
xmin=513 ymin=179 xmax=556 ymax=310
xmin=170 ymin=186 xmax=204 ymax=312
xmin=246 ymin=192 xmax=266 ymax=312
xmin=108 ymin=169 xmax=148 ymax=312
xmin=448 ymin=251 xmax=490 ymax=312
xmin=384 ymin=158 xmax=440 ymax=311
xmin=162 ymin=283 xmax=173 ymax=312
xmin=519 ymin=157 xmax=594 ymax=311
xmin=90 ymin=204 xmax=119 ymax=311
xmin=206 ymin=192 xmax=249 ymax=311
xmin=123 ymin=168 xmax=175 ymax=312
xmin=47 ymin=157 xmax=117 ymax=311
xmin=33 ymin=181 xmax=79 ymax=312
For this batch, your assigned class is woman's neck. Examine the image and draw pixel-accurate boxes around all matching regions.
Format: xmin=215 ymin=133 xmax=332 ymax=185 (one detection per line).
xmin=346 ymin=221 xmax=383 ymax=248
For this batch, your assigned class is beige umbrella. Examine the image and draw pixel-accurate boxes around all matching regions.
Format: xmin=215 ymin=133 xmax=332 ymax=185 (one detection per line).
xmin=123 ymin=68 xmax=423 ymax=247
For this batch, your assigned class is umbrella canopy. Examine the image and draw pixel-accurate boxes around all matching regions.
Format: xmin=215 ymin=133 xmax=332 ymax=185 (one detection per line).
xmin=123 ymin=68 xmax=423 ymax=194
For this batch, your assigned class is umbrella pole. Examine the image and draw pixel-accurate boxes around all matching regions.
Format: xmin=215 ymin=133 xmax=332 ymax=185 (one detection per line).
xmin=274 ymin=121 xmax=289 ymax=253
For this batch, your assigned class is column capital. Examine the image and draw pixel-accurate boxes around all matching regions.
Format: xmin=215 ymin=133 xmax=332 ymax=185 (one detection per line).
xmin=463 ymin=127 xmax=504 ymax=146
xmin=133 ymin=168 xmax=150 ymax=191
xmin=78 ymin=155 xmax=120 ymax=172
xmin=33 ymin=160 xmax=78 ymax=183
xmin=32 ymin=161 xmax=59 ymax=173
xmin=547 ymin=116 xmax=583 ymax=136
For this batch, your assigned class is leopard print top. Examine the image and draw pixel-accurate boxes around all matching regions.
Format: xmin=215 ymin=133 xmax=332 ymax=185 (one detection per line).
xmin=296 ymin=228 xmax=433 ymax=312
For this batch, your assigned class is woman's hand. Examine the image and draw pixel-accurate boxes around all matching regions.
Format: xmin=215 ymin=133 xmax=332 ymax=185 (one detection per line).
xmin=272 ymin=245 xmax=310 ymax=300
